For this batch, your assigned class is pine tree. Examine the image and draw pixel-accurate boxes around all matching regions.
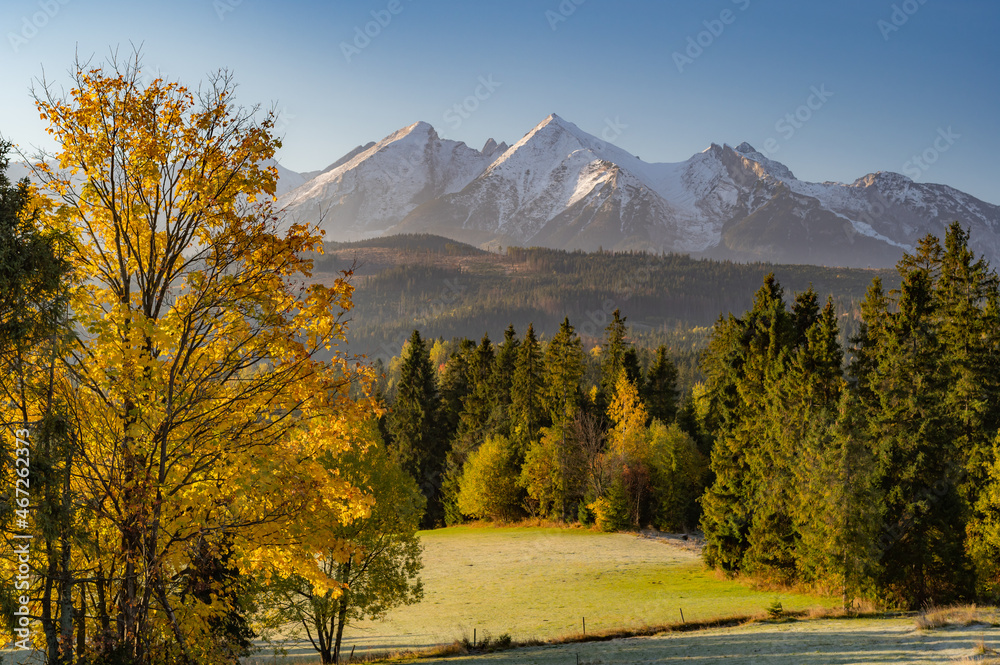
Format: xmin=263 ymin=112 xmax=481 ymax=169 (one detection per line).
xmin=643 ymin=345 xmax=679 ymax=424
xmin=543 ymin=317 xmax=586 ymax=429
xmin=511 ymin=324 xmax=546 ymax=452
xmin=388 ymin=330 xmax=446 ymax=527
xmin=700 ymin=275 xmax=791 ymax=572
xmin=442 ymin=334 xmax=497 ymax=524
xmin=861 ymin=237 xmax=974 ymax=607
xmin=491 ymin=325 xmax=520 ymax=437
xmin=598 ymin=309 xmax=630 ymax=411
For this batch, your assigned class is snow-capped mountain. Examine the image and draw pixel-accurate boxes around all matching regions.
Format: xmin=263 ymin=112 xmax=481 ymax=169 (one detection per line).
xmin=270 ymin=160 xmax=308 ymax=197
xmin=279 ymin=122 xmax=508 ymax=239
xmin=276 ymin=114 xmax=1000 ymax=268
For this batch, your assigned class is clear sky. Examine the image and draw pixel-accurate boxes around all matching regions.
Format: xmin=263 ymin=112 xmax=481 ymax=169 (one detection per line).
xmin=2 ymin=0 xmax=997 ymax=203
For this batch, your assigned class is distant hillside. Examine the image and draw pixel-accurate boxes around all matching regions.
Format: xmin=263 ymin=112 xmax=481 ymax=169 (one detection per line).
xmin=315 ymin=234 xmax=899 ymax=388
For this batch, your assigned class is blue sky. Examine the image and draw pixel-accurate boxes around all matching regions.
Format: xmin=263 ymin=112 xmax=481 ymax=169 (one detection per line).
xmin=2 ymin=0 xmax=997 ymax=203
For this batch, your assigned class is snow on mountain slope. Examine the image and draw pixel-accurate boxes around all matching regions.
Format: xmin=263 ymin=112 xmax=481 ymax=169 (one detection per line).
xmin=278 ymin=122 xmax=507 ymax=239
xmin=395 ymin=114 xmax=744 ymax=252
xmin=269 ymin=160 xmax=308 ymax=197
xmin=276 ymin=115 xmax=1000 ymax=268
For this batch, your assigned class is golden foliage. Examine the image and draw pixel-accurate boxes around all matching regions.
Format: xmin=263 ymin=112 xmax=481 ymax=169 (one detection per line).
xmin=0 ymin=54 xmax=377 ymax=661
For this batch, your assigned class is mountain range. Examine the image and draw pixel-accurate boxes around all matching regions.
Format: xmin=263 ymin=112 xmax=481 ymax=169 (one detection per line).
xmin=274 ymin=114 xmax=1000 ymax=269
xmin=8 ymin=114 xmax=995 ymax=269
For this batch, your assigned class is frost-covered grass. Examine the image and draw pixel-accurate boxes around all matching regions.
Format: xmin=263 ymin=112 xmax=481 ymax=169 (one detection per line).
xmin=394 ymin=616 xmax=1000 ymax=665
xmin=255 ymin=525 xmax=834 ymax=662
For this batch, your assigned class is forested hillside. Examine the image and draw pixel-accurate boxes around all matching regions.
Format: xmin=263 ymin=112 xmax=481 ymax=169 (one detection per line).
xmin=315 ymin=234 xmax=898 ymax=390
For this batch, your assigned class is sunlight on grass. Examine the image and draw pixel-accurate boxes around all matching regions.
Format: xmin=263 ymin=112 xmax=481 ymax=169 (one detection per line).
xmin=326 ymin=525 xmax=835 ymax=656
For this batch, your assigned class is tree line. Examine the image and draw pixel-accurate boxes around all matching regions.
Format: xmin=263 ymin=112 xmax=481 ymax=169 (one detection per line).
xmin=380 ymin=222 xmax=1000 ymax=610
xmin=380 ymin=313 xmax=709 ymax=533
xmin=700 ymin=222 xmax=1000 ymax=609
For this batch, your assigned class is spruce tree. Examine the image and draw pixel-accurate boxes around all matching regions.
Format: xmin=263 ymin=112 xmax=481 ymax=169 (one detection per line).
xmin=700 ymin=275 xmax=791 ymax=572
xmin=491 ymin=325 xmax=520 ymax=437
xmin=598 ymin=309 xmax=630 ymax=411
xmin=863 ymin=237 xmax=973 ymax=606
xmin=792 ymin=392 xmax=880 ymax=606
xmin=543 ymin=317 xmax=586 ymax=429
xmin=456 ymin=333 xmax=497 ymax=442
xmin=757 ymin=295 xmax=844 ymax=582
xmin=643 ymin=345 xmax=679 ymax=424
xmin=0 ymin=141 xmax=70 ymax=355
xmin=388 ymin=330 xmax=446 ymax=527
xmin=442 ymin=334 xmax=497 ymax=524
xmin=511 ymin=323 xmax=546 ymax=451
xmin=622 ymin=347 xmax=643 ymax=390
xmin=936 ymin=222 xmax=1000 ymax=505
xmin=438 ymin=338 xmax=476 ymax=440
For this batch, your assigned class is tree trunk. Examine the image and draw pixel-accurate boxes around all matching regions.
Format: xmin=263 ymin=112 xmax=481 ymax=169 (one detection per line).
xmin=155 ymin=578 xmax=194 ymax=664
xmin=333 ymin=558 xmax=352 ymax=664
xmin=118 ymin=397 xmax=150 ymax=664
xmin=314 ymin=611 xmax=332 ymax=665
xmin=96 ymin=560 xmax=112 ymax=645
xmin=77 ymin=582 xmax=87 ymax=658
xmin=58 ymin=434 xmax=75 ymax=662
xmin=42 ymin=538 xmax=59 ymax=663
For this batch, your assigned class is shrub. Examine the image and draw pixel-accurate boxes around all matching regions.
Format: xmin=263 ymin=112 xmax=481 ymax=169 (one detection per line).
xmin=458 ymin=435 xmax=522 ymax=521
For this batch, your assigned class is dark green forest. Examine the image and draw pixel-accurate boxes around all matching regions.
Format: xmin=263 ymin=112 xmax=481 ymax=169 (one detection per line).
xmin=315 ymin=234 xmax=898 ymax=393
xmin=368 ymin=227 xmax=1000 ymax=611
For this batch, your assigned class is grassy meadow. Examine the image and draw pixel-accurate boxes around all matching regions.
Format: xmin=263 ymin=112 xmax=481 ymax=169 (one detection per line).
xmin=256 ymin=525 xmax=836 ymax=662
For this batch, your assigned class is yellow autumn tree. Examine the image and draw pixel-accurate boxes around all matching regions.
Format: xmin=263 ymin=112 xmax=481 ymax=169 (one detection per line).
xmin=589 ymin=374 xmax=650 ymax=530
xmin=6 ymin=53 xmax=376 ymax=664
xmin=607 ymin=373 xmax=649 ymax=461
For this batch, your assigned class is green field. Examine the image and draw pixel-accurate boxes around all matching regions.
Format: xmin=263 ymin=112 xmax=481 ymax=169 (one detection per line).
xmin=258 ymin=526 xmax=835 ymax=662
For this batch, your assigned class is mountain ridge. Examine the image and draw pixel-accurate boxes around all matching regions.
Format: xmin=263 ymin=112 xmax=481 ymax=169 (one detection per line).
xmin=268 ymin=115 xmax=1000 ymax=268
